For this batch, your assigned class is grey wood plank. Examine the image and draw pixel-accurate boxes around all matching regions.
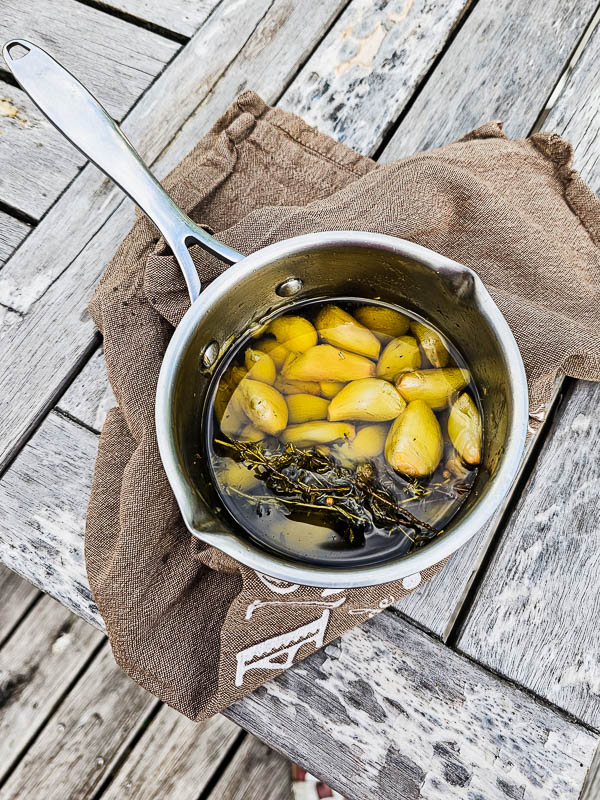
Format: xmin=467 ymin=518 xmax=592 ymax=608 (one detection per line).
xmin=0 ymin=411 xmax=101 ymax=627
xmin=0 ymin=210 xmax=29 ymax=268
xmin=58 ymin=347 xmax=115 ymax=432
xmin=0 ymin=1 xmax=180 ymax=220
xmin=581 ymin=743 xmax=600 ymax=800
xmin=229 ymin=611 xmax=598 ymax=800
xmin=279 ymin=0 xmax=471 ymax=155
xmin=0 ymin=0 xmax=347 ymax=468
xmin=208 ymin=735 xmax=292 ymax=800
xmin=98 ymin=0 xmax=221 ymax=38
xmin=101 ymin=711 xmax=240 ymax=800
xmin=0 ymin=644 xmax=155 ymax=800
xmin=0 ymin=595 xmax=103 ymax=782
xmin=1 ymin=410 xmax=594 ymax=799
xmin=0 ymin=0 xmax=180 ymax=121
xmin=0 ymin=80 xmax=86 ymax=220
xmin=457 ymin=381 xmax=600 ymax=728
xmin=381 ymin=0 xmax=599 ymax=161
xmin=0 ymin=564 xmax=39 ymax=644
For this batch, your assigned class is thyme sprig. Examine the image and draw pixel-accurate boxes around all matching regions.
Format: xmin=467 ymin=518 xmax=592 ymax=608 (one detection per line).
xmin=214 ymin=438 xmax=442 ymax=544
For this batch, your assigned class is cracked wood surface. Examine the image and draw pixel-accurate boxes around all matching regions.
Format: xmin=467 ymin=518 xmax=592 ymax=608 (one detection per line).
xmin=1 ymin=0 xmax=600 ymax=795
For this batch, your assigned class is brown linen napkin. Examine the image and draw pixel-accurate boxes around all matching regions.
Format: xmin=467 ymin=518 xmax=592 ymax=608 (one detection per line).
xmin=86 ymin=92 xmax=600 ymax=719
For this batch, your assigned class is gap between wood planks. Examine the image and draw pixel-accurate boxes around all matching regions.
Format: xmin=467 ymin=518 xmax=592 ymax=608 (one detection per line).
xmin=68 ymin=0 xmax=194 ymax=43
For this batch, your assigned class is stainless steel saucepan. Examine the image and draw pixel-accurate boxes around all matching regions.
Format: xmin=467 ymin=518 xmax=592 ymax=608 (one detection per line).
xmin=3 ymin=40 xmax=528 ymax=588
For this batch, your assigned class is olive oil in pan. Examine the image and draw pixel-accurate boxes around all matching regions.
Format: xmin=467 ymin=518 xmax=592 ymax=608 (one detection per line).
xmin=203 ymin=297 xmax=483 ymax=568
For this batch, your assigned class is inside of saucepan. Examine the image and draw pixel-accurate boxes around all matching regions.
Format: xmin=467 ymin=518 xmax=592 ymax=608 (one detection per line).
xmin=168 ymin=239 xmax=517 ymax=572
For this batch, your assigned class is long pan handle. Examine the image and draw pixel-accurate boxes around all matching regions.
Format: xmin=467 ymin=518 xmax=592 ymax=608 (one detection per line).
xmin=2 ymin=39 xmax=243 ymax=302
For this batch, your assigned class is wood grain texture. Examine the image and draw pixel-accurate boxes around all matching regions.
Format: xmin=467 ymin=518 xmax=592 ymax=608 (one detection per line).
xmin=0 ymin=81 xmax=86 ymax=220
xmin=581 ymin=743 xmax=600 ymax=800
xmin=457 ymin=381 xmax=600 ymax=727
xmin=0 ymin=0 xmax=349 ymax=469
xmin=0 ymin=211 xmax=29 ymax=268
xmin=229 ymin=611 xmax=598 ymax=800
xmin=58 ymin=347 xmax=115 ymax=432
xmin=0 ymin=411 xmax=101 ymax=627
xmin=0 ymin=564 xmax=39 ymax=645
xmin=101 ymin=712 xmax=240 ymax=800
xmin=210 ymin=735 xmax=292 ymax=800
xmin=381 ymin=0 xmax=599 ymax=161
xmin=0 ymin=0 xmax=180 ymax=121
xmin=98 ymin=0 xmax=221 ymax=38
xmin=0 ymin=644 xmax=155 ymax=800
xmin=279 ymin=0 xmax=471 ymax=155
xmin=0 ymin=596 xmax=102 ymax=781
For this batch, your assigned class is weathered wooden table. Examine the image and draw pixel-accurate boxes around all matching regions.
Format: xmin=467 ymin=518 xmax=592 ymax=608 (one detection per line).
xmin=1 ymin=1 xmax=599 ymax=797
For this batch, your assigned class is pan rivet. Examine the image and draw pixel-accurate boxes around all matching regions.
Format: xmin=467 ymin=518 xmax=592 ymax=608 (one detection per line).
xmin=201 ymin=340 xmax=220 ymax=369
xmin=276 ymin=278 xmax=304 ymax=297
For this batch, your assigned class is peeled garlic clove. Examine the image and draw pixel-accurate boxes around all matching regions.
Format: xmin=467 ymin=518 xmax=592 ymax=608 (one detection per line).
xmin=238 ymin=424 xmax=266 ymax=442
xmin=220 ymin=391 xmax=247 ymax=437
xmin=354 ymin=305 xmax=410 ymax=339
xmin=244 ymin=348 xmax=276 ymax=384
xmin=282 ymin=344 xmax=376 ymax=383
xmin=286 ymin=393 xmax=330 ymax=424
xmin=328 ymin=378 xmax=406 ymax=422
xmin=253 ymin=338 xmax=290 ymax=370
xmin=268 ymin=315 xmax=318 ymax=353
xmin=335 ymin=424 xmax=387 ymax=465
xmin=376 ymin=336 xmax=421 ymax=380
xmin=217 ymin=460 xmax=260 ymax=492
xmin=316 ymin=305 xmax=380 ymax=359
xmin=320 ymin=380 xmax=344 ymax=398
xmin=236 ymin=379 xmax=288 ymax=434
xmin=410 ymin=321 xmax=449 ymax=367
xmin=275 ymin=376 xmax=322 ymax=396
xmin=280 ymin=421 xmax=355 ymax=447
xmin=385 ymin=400 xmax=442 ymax=476
xmin=396 ymin=368 xmax=470 ymax=409
xmin=448 ymin=392 xmax=482 ymax=465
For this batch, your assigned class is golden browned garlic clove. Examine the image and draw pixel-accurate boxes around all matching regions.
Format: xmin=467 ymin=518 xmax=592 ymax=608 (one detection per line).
xmin=217 ymin=460 xmax=260 ymax=492
xmin=282 ymin=344 xmax=376 ymax=383
xmin=316 ymin=305 xmax=381 ymax=359
xmin=354 ymin=305 xmax=410 ymax=339
xmin=267 ymin=315 xmax=318 ymax=353
xmin=396 ymin=368 xmax=470 ymax=409
xmin=236 ymin=379 xmax=288 ymax=434
xmin=244 ymin=348 xmax=276 ymax=384
xmin=275 ymin=376 xmax=322 ymax=396
xmin=410 ymin=321 xmax=449 ymax=367
xmin=448 ymin=392 xmax=482 ymax=465
xmin=253 ymin=337 xmax=290 ymax=370
xmin=328 ymin=378 xmax=406 ymax=422
xmin=231 ymin=365 xmax=249 ymax=384
xmin=286 ymin=393 xmax=330 ymax=424
xmin=334 ymin=424 xmax=387 ymax=465
xmin=320 ymin=380 xmax=345 ymax=399
xmin=376 ymin=336 xmax=421 ymax=380
xmin=385 ymin=400 xmax=442 ymax=476
xmin=280 ymin=421 xmax=355 ymax=447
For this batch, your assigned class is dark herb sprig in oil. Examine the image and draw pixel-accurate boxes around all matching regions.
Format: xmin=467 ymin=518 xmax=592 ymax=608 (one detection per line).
xmin=213 ymin=438 xmax=442 ymax=546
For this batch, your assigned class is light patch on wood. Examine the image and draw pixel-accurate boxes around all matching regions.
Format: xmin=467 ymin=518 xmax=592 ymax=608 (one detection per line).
xmin=0 ymin=97 xmax=27 ymax=126
xmin=336 ymin=0 xmax=414 ymax=76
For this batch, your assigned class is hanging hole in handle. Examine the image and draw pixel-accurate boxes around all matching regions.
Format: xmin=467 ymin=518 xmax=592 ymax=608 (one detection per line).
xmin=5 ymin=42 xmax=30 ymax=60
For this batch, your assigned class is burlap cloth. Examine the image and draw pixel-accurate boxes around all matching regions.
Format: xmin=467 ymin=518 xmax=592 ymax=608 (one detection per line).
xmin=87 ymin=92 xmax=600 ymax=720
